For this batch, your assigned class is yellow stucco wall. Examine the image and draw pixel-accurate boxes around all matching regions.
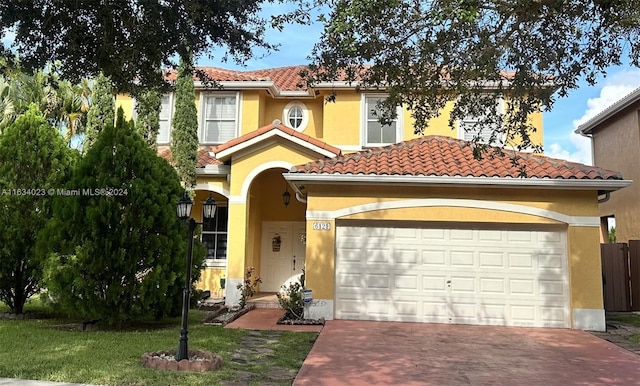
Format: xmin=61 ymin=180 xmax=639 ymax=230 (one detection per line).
xmin=321 ymin=92 xmax=362 ymax=146
xmin=240 ymin=91 xmax=263 ymax=134
xmin=197 ymin=268 xmax=226 ymax=296
xmin=115 ymin=95 xmax=135 ymax=120
xmin=305 ymin=185 xmax=599 ymax=217
xmin=567 ymin=226 xmax=604 ymax=310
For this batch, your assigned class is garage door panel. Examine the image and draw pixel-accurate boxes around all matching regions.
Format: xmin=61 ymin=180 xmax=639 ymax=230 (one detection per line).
xmin=508 ymin=253 xmax=535 ymax=268
xmin=367 ymin=248 xmax=391 ymax=264
xmin=539 ymin=280 xmax=565 ymax=295
xmin=450 ymin=229 xmax=475 ymax=241
xmin=394 ymin=274 xmax=419 ymax=290
xmin=480 ymin=278 xmax=506 ymax=294
xmin=423 ymin=250 xmax=446 ymax=266
xmin=509 ymin=279 xmax=535 ymax=295
xmin=479 ymin=252 xmax=504 ymax=267
xmin=366 ymin=273 xmax=391 ymax=289
xmin=335 ymin=225 xmax=569 ymax=328
xmin=450 ymin=277 xmax=476 ymax=293
xmin=451 ymin=251 xmax=475 ymax=267
xmin=393 ymin=249 xmax=420 ymax=264
xmin=338 ymin=247 xmax=364 ymax=263
xmin=336 ymin=272 xmax=363 ymax=289
xmin=423 ymin=276 xmax=448 ymax=291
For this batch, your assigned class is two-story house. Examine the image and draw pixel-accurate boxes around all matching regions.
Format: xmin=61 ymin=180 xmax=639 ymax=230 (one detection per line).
xmin=575 ymin=87 xmax=640 ymax=243
xmin=117 ymin=65 xmax=629 ymax=331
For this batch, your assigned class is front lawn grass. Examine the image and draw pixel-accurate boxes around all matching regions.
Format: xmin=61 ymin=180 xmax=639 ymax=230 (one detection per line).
xmin=0 ymin=302 xmax=317 ymax=386
xmin=606 ymin=312 xmax=640 ymax=327
xmin=606 ymin=312 xmax=640 ymax=345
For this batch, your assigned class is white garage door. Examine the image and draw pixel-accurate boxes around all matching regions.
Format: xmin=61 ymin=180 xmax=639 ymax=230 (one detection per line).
xmin=335 ymin=224 xmax=570 ymax=328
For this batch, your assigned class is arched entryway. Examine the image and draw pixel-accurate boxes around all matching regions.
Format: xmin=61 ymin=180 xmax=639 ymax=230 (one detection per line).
xmin=245 ymin=168 xmax=306 ymax=292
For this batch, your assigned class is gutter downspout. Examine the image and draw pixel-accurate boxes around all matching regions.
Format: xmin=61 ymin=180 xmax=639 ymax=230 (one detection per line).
xmin=598 ymin=193 xmax=610 ymax=204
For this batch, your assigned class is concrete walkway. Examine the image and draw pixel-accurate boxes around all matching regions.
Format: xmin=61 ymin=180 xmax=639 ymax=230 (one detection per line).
xmin=294 ymin=320 xmax=640 ymax=385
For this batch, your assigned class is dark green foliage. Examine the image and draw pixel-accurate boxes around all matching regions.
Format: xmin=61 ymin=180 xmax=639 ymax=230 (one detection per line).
xmin=83 ymin=73 xmax=114 ymax=152
xmin=309 ymin=0 xmax=640 ymax=153
xmin=135 ymin=89 xmax=162 ymax=147
xmin=42 ymin=108 xmax=205 ymax=325
xmin=0 ymin=0 xmax=289 ymax=92
xmin=0 ymin=105 xmax=76 ymax=313
xmin=170 ymin=58 xmax=199 ymax=188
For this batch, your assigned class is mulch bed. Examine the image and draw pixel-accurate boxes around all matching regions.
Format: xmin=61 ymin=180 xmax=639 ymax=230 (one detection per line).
xmin=277 ymin=313 xmax=325 ymax=325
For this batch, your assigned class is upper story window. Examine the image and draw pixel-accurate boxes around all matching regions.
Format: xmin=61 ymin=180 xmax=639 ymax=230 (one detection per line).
xmin=458 ymin=97 xmax=504 ymax=144
xmin=202 ymin=205 xmax=228 ymax=265
xmin=362 ymin=95 xmax=402 ymax=147
xmin=282 ymin=101 xmax=309 ymax=132
xmin=200 ymin=93 xmax=239 ymax=144
xmin=158 ymin=93 xmax=174 ymax=144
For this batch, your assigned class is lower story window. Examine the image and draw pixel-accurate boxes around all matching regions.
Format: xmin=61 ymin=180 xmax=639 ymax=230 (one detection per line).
xmin=202 ymin=205 xmax=228 ymax=263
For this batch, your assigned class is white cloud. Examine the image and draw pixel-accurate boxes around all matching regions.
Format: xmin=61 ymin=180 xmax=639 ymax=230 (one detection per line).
xmin=546 ymin=69 xmax=640 ymax=165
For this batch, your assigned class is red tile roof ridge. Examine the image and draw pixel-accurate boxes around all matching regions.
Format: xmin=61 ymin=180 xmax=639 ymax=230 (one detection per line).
xmin=292 ymin=135 xmax=624 ymax=180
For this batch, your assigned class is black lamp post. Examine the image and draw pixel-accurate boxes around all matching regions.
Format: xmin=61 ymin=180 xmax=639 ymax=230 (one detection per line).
xmin=175 ymin=192 xmax=217 ymax=361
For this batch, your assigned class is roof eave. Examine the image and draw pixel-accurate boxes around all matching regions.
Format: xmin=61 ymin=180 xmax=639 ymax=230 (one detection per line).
xmin=283 ymin=174 xmax=632 ymax=193
xmin=193 ymin=80 xmax=315 ymax=98
xmin=576 ymin=86 xmax=640 ymax=136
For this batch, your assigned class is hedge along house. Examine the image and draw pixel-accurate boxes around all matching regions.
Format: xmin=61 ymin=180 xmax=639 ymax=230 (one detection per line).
xmin=115 ymin=66 xmax=629 ymax=331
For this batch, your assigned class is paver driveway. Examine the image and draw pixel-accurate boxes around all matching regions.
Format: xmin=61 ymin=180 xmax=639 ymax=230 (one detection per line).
xmin=294 ymin=320 xmax=640 ymax=385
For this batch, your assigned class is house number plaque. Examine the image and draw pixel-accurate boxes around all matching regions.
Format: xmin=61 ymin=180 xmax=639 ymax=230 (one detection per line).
xmin=312 ymin=222 xmax=331 ymax=231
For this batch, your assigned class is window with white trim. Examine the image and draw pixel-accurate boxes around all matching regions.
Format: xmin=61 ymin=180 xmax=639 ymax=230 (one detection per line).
xmin=202 ymin=205 xmax=228 ymax=264
xmin=157 ymin=93 xmax=174 ymax=144
xmin=458 ymin=97 xmax=504 ymax=144
xmin=200 ymin=93 xmax=239 ymax=144
xmin=282 ymin=101 xmax=309 ymax=131
xmin=362 ymin=95 xmax=402 ymax=146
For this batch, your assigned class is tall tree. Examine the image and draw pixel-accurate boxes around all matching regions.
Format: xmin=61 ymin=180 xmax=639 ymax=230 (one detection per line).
xmin=0 ymin=105 xmax=76 ymax=314
xmin=0 ymin=0 xmax=299 ymax=93
xmin=170 ymin=58 xmax=199 ymax=188
xmin=308 ymin=0 xmax=640 ymax=153
xmin=83 ymin=73 xmax=114 ymax=152
xmin=135 ymin=89 xmax=162 ymax=147
xmin=41 ymin=108 xmax=205 ymax=326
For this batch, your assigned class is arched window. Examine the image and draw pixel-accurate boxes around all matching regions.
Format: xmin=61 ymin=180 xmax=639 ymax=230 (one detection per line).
xmin=283 ymin=101 xmax=308 ymax=132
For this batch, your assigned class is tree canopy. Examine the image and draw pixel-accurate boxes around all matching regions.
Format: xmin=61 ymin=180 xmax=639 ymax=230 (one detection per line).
xmin=0 ymin=0 xmax=294 ymax=92
xmin=308 ymin=0 xmax=640 ymax=152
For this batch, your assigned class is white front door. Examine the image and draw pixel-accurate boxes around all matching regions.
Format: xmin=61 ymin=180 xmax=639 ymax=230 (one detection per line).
xmin=261 ymin=221 xmax=306 ymax=292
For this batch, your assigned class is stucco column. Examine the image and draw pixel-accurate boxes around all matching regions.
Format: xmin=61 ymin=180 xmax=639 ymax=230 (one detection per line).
xmin=568 ymin=226 xmax=605 ymax=331
xmin=225 ymin=202 xmax=247 ymax=307
xmin=304 ymin=219 xmax=336 ymax=320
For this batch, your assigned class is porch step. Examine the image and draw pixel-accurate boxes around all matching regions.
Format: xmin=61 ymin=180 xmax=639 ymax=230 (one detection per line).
xmin=248 ymin=300 xmax=283 ymax=309
xmin=248 ymin=293 xmax=281 ymax=309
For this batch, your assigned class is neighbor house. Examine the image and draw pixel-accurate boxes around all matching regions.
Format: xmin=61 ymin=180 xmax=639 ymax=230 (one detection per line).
xmin=576 ymin=87 xmax=640 ymax=243
xmin=116 ymin=66 xmax=629 ymax=331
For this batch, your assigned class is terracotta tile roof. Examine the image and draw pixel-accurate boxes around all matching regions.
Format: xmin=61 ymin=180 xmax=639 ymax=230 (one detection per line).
xmin=291 ymin=136 xmax=623 ymax=180
xmin=213 ymin=121 xmax=342 ymax=157
xmin=157 ymin=145 xmax=223 ymax=168
xmin=164 ymin=66 xmax=308 ymax=91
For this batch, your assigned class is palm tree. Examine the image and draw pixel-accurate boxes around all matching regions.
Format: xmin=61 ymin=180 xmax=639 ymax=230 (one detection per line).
xmin=0 ymin=77 xmax=15 ymax=133
xmin=55 ymin=80 xmax=91 ymax=143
